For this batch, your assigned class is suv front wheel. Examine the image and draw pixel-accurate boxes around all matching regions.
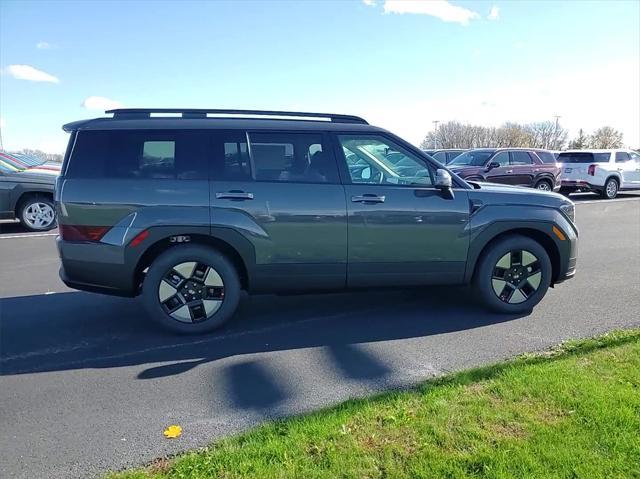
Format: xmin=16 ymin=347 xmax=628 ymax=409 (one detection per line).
xmin=473 ymin=235 xmax=552 ymax=314
xmin=142 ymin=244 xmax=241 ymax=334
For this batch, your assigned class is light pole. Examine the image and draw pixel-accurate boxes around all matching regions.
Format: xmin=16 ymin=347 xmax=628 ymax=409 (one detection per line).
xmin=432 ymin=120 xmax=440 ymax=149
xmin=552 ymin=115 xmax=561 ymax=150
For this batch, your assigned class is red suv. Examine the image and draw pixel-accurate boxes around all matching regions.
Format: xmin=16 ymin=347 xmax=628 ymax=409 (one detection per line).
xmin=448 ymin=148 xmax=561 ymax=191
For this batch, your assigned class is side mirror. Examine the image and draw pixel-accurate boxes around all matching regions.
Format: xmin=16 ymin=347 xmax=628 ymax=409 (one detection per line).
xmin=486 ymin=161 xmax=500 ymax=171
xmin=435 ymin=169 xmax=454 ymax=199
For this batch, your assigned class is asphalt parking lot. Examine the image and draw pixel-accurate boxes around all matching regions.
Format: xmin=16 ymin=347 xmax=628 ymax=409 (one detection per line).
xmin=1 ymin=193 xmax=639 ymax=479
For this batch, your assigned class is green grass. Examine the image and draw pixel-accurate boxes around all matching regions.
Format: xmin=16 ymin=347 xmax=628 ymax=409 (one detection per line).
xmin=110 ymin=330 xmax=640 ymax=479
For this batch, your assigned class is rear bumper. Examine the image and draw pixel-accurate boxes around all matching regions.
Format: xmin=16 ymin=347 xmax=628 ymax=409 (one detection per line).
xmin=57 ymin=237 xmax=137 ymax=297
xmin=560 ymin=180 xmax=602 ymax=192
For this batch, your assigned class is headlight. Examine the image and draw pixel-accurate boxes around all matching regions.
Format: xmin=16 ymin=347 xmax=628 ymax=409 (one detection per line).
xmin=560 ymin=203 xmax=575 ymax=223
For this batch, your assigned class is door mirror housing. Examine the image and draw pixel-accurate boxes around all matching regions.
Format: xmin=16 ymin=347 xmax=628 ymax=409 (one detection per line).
xmin=435 ymin=169 xmax=454 ymax=199
xmin=486 ymin=161 xmax=500 ymax=171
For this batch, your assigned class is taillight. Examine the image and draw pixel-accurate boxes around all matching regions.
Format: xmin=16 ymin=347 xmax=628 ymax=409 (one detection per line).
xmin=59 ymin=224 xmax=110 ymax=242
xmin=587 ymin=164 xmax=597 ymax=176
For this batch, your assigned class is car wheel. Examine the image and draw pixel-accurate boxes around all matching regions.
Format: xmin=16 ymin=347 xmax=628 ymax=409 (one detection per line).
xmin=142 ymin=244 xmax=241 ymax=334
xmin=473 ymin=234 xmax=552 ymax=314
xmin=19 ymin=196 xmax=57 ymax=232
xmin=601 ymin=178 xmax=618 ymax=199
xmin=534 ymin=179 xmax=553 ymax=191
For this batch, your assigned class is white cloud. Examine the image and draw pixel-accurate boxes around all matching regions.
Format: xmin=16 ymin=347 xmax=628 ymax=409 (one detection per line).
xmin=82 ymin=96 xmax=124 ymax=111
xmin=5 ymin=64 xmax=59 ymax=83
xmin=36 ymin=41 xmax=55 ymax=50
xmin=487 ymin=5 xmax=500 ymax=20
xmin=362 ymin=0 xmax=376 ymax=5
xmin=383 ymin=0 xmax=480 ymax=25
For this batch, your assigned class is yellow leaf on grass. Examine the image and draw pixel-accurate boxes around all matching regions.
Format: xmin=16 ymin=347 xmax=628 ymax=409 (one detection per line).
xmin=163 ymin=425 xmax=182 ymax=439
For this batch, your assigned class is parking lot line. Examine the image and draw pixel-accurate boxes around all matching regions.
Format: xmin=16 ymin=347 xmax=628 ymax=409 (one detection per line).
xmin=0 ymin=232 xmax=58 ymax=240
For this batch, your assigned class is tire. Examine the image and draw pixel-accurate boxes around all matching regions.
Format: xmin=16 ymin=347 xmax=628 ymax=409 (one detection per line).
xmin=534 ymin=179 xmax=553 ymax=191
xmin=473 ymin=234 xmax=552 ymax=314
xmin=142 ymin=244 xmax=241 ymax=334
xmin=19 ymin=195 xmax=57 ymax=232
xmin=601 ymin=177 xmax=618 ymax=199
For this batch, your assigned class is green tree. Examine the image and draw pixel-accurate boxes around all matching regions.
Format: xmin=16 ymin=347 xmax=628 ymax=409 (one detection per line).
xmin=567 ymin=129 xmax=589 ymax=149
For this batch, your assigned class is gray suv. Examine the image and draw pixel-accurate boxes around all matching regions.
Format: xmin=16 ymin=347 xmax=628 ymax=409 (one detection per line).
xmin=56 ymin=109 xmax=578 ymax=333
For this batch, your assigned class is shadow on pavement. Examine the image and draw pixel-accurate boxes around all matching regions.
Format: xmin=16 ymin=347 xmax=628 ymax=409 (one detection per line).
xmin=0 ymin=287 xmax=524 ymax=380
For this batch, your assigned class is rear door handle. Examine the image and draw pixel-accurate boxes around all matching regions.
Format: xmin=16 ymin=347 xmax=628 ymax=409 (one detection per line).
xmin=216 ymin=191 xmax=254 ymax=200
xmin=506 ymin=170 xmax=513 ymax=173
xmin=351 ymin=194 xmax=386 ymax=203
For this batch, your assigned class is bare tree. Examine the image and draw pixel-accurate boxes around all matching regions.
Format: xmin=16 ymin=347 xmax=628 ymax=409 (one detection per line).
xmin=567 ymin=129 xmax=589 ymax=149
xmin=588 ymin=127 xmax=623 ymax=149
xmin=525 ymin=121 xmax=568 ymax=150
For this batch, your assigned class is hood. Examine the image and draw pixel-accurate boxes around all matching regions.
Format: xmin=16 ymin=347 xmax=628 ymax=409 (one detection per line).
xmin=468 ymin=181 xmax=568 ymax=207
xmin=8 ymin=169 xmax=57 ymax=185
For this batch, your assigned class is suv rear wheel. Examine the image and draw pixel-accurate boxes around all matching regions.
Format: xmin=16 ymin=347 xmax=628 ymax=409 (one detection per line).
xmin=473 ymin=235 xmax=551 ymax=314
xmin=601 ymin=177 xmax=618 ymax=199
xmin=142 ymin=244 xmax=241 ymax=334
xmin=534 ymin=179 xmax=552 ymax=191
xmin=19 ymin=195 xmax=57 ymax=232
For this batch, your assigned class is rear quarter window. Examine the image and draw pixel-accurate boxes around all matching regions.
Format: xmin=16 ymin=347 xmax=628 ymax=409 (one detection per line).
xmin=66 ymin=130 xmax=209 ymax=179
xmin=535 ymin=151 xmax=557 ymax=164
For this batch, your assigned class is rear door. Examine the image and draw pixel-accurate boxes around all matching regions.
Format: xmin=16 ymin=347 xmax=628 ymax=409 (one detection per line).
xmin=616 ymin=151 xmax=640 ymax=187
xmin=334 ymin=133 xmax=470 ymax=287
xmin=210 ymin=130 xmax=347 ymax=292
xmin=509 ymin=151 xmax=536 ymax=186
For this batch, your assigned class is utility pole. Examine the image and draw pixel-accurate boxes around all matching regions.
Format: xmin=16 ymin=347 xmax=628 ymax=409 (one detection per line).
xmin=552 ymin=115 xmax=561 ymax=150
xmin=432 ymin=120 xmax=440 ymax=149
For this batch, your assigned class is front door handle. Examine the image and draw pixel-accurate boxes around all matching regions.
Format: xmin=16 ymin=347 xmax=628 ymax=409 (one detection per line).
xmin=351 ymin=194 xmax=386 ymax=203
xmin=216 ymin=191 xmax=254 ymax=200
xmin=505 ymin=170 xmax=513 ymax=173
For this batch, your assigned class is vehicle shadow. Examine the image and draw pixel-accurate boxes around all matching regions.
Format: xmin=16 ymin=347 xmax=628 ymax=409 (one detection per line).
xmin=0 ymin=287 xmax=525 ymax=379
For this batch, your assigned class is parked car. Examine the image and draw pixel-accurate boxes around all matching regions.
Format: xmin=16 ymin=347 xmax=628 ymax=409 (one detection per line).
xmin=448 ymin=148 xmax=561 ymax=191
xmin=0 ymin=162 xmax=57 ymax=231
xmin=421 ymin=149 xmax=466 ymax=165
xmin=57 ymin=108 xmax=577 ymax=333
xmin=557 ymin=149 xmax=640 ymax=199
xmin=0 ymin=151 xmax=61 ymax=173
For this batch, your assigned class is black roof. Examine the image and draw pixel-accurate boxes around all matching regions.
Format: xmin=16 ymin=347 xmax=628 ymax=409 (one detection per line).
xmin=63 ymin=108 xmax=381 ymax=133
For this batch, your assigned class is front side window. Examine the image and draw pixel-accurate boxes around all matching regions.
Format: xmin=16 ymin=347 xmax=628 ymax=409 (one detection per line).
xmin=491 ymin=152 xmax=510 ymax=166
xmin=338 ymin=135 xmax=433 ymax=186
xmin=433 ymin=151 xmax=448 ymax=163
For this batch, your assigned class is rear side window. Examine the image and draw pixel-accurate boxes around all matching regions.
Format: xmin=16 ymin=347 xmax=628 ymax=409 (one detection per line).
xmin=66 ymin=130 xmax=209 ymax=179
xmin=615 ymin=152 xmax=630 ymax=163
xmin=535 ymin=151 xmax=557 ymax=164
xmin=432 ymin=151 xmax=447 ymax=163
xmin=510 ymin=151 xmax=533 ymax=165
xmin=558 ymin=152 xmax=611 ymax=163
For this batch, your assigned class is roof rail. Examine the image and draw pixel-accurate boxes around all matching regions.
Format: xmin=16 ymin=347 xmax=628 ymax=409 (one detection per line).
xmin=105 ymin=108 xmax=368 ymax=124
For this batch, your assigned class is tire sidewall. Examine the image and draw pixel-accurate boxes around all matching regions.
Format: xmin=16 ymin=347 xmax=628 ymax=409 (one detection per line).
xmin=20 ymin=196 xmax=57 ymax=232
xmin=535 ymin=179 xmax=552 ymax=191
xmin=603 ymin=178 xmax=618 ymax=199
xmin=142 ymin=244 xmax=241 ymax=334
xmin=474 ymin=235 xmax=552 ymax=314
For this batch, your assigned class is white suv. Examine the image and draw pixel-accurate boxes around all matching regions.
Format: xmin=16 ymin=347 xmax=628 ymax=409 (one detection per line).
xmin=557 ymin=149 xmax=640 ymax=199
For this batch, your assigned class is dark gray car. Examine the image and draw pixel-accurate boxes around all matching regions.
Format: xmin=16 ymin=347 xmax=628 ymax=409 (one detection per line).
xmin=56 ymin=109 xmax=578 ymax=333
xmin=0 ymin=166 xmax=57 ymax=231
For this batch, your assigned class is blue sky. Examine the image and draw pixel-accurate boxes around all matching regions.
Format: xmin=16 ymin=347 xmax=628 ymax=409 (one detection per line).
xmin=1 ymin=0 xmax=639 ymax=153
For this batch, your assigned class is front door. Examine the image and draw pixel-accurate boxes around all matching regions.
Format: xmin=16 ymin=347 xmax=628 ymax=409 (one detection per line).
xmin=484 ymin=151 xmax=516 ymax=185
xmin=335 ymin=133 xmax=470 ymax=287
xmin=210 ymin=130 xmax=347 ymax=292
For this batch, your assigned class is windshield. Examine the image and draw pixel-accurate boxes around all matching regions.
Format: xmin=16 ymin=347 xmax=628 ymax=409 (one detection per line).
xmin=449 ymin=151 xmax=493 ymax=167
xmin=557 ymin=152 xmax=611 ymax=163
